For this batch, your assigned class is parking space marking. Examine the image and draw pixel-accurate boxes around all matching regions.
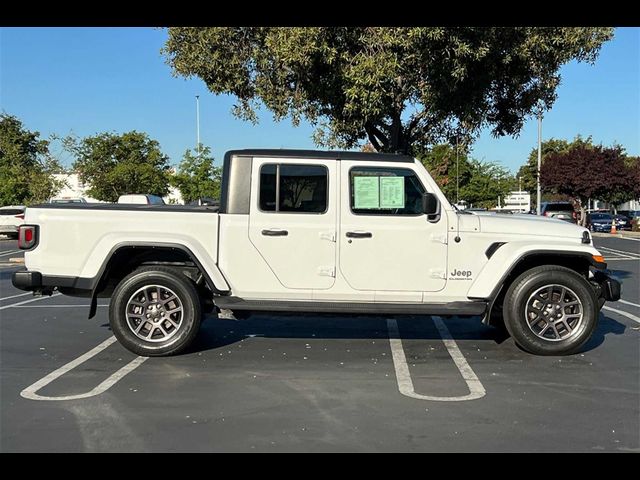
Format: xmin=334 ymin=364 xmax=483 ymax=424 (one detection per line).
xmin=599 ymin=246 xmax=640 ymax=259
xmin=0 ymin=250 xmax=20 ymax=258
xmin=13 ymin=304 xmax=109 ymax=308
xmin=602 ymin=305 xmax=640 ymax=325
xmin=387 ymin=317 xmax=486 ymax=402
xmin=617 ymin=299 xmax=640 ymax=309
xmin=0 ymin=292 xmax=32 ymax=302
xmin=20 ymin=336 xmax=148 ymax=401
xmin=0 ymin=293 xmax=60 ymax=311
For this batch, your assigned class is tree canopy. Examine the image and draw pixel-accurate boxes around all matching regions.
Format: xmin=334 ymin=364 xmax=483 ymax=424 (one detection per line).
xmin=541 ymin=142 xmax=636 ymax=220
xmin=170 ymin=145 xmax=222 ymax=203
xmin=0 ymin=113 xmax=65 ymax=205
xmin=164 ymin=27 xmax=613 ymax=154
xmin=66 ymin=131 xmax=171 ymax=202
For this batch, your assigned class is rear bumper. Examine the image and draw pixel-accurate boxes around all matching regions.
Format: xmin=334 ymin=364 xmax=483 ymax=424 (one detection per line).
xmin=0 ymin=225 xmax=19 ymax=233
xmin=12 ymin=268 xmax=92 ymax=294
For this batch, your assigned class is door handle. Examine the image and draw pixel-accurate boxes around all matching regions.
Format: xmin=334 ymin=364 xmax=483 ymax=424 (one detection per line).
xmin=261 ymin=229 xmax=289 ymax=237
xmin=346 ymin=231 xmax=372 ymax=239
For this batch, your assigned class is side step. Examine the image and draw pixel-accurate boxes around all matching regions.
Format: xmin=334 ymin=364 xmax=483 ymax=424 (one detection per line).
xmin=214 ymin=297 xmax=487 ymax=316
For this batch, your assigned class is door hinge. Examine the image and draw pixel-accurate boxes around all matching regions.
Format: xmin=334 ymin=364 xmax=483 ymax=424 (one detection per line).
xmin=429 ymin=268 xmax=446 ymax=279
xmin=430 ymin=233 xmax=448 ymax=244
xmin=318 ymin=266 xmax=336 ymax=277
xmin=319 ymin=231 xmax=336 ymax=242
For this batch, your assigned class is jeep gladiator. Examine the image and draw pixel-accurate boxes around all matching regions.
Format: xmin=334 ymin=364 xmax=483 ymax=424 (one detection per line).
xmin=12 ymin=149 xmax=621 ymax=356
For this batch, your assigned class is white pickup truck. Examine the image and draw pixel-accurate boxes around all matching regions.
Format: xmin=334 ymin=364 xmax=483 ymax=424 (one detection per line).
xmin=13 ymin=149 xmax=620 ymax=357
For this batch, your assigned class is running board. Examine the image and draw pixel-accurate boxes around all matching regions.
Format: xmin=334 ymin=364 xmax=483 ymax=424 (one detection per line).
xmin=214 ymin=297 xmax=487 ymax=316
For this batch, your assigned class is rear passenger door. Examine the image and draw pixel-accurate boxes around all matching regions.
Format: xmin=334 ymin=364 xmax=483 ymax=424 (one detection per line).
xmin=248 ymin=158 xmax=337 ymax=290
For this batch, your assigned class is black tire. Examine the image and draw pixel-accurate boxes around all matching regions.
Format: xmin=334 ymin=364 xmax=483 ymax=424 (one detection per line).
xmin=503 ymin=265 xmax=598 ymax=356
xmin=109 ymin=266 xmax=202 ymax=356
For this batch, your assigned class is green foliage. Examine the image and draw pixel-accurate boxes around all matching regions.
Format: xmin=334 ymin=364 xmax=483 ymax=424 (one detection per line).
xmin=164 ymin=27 xmax=613 ymax=154
xmin=417 ymin=143 xmax=473 ymax=203
xmin=170 ymin=145 xmax=222 ymax=203
xmin=460 ymin=159 xmax=514 ymax=209
xmin=0 ymin=113 xmax=65 ymax=205
xmin=66 ymin=131 xmax=171 ymax=202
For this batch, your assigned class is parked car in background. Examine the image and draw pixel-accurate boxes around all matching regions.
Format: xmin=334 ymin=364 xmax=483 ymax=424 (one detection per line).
xmin=586 ymin=212 xmax=616 ymax=232
xmin=613 ymin=214 xmax=632 ymax=231
xmin=0 ymin=205 xmax=26 ymax=238
xmin=618 ymin=210 xmax=640 ymax=220
xmin=540 ymin=202 xmax=577 ymax=223
xmin=49 ymin=197 xmax=88 ymax=204
xmin=117 ymin=194 xmax=165 ymax=205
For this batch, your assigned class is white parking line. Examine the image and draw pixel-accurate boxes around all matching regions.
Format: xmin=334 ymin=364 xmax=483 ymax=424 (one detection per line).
xmin=618 ymin=299 xmax=640 ymax=309
xmin=13 ymin=304 xmax=108 ymax=308
xmin=0 ymin=250 xmax=20 ymax=258
xmin=602 ymin=306 xmax=640 ymax=325
xmin=0 ymin=293 xmax=60 ymax=311
xmin=20 ymin=336 xmax=148 ymax=401
xmin=387 ymin=317 xmax=486 ymax=402
xmin=599 ymin=246 xmax=640 ymax=258
xmin=0 ymin=292 xmax=32 ymax=302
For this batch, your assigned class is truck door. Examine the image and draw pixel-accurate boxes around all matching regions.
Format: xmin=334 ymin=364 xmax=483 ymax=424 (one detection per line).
xmin=338 ymin=162 xmax=448 ymax=293
xmin=248 ymin=158 xmax=337 ymax=290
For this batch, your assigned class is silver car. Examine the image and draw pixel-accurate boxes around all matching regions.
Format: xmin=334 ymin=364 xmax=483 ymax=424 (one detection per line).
xmin=0 ymin=206 xmax=26 ymax=238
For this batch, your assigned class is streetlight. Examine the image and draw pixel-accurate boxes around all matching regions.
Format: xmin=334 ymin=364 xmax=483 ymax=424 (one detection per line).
xmin=456 ymin=135 xmax=459 ymax=205
xmin=536 ymin=108 xmax=542 ymax=215
xmin=195 ymin=95 xmax=201 ymax=156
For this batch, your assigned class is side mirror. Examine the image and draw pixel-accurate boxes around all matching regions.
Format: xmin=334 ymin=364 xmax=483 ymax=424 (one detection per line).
xmin=422 ymin=192 xmax=439 ymax=215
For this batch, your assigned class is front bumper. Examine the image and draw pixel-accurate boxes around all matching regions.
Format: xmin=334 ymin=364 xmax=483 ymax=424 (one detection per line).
xmin=591 ymin=270 xmax=621 ymax=303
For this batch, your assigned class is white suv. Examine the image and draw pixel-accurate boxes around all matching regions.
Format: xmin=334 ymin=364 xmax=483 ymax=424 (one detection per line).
xmin=0 ymin=206 xmax=26 ymax=238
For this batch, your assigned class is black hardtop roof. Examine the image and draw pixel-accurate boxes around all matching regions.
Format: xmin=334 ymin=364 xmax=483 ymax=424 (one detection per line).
xmin=224 ymin=149 xmax=414 ymax=163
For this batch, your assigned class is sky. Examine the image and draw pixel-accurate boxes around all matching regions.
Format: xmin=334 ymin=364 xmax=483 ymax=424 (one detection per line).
xmin=1 ymin=27 xmax=638 ymax=173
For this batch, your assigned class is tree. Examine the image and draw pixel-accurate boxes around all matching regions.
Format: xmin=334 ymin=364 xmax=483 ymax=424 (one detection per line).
xmin=164 ymin=27 xmax=613 ymax=154
xmin=170 ymin=145 xmax=222 ymax=203
xmin=516 ymin=136 xmax=597 ymax=193
xmin=66 ymin=132 xmax=171 ymax=202
xmin=0 ymin=113 xmax=65 ymax=205
xmin=416 ymin=143 xmax=473 ymax=203
xmin=460 ymin=159 xmax=514 ymax=209
xmin=541 ymin=143 xmax=635 ymax=223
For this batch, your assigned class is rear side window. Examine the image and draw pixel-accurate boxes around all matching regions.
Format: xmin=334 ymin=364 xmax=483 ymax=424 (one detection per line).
xmin=0 ymin=209 xmax=24 ymax=216
xmin=544 ymin=203 xmax=574 ymax=212
xmin=259 ymin=164 xmax=328 ymax=214
xmin=349 ymin=167 xmax=425 ymax=215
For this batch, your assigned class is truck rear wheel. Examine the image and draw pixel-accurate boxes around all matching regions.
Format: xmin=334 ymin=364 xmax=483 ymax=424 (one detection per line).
xmin=503 ymin=265 xmax=598 ymax=356
xmin=109 ymin=266 xmax=202 ymax=356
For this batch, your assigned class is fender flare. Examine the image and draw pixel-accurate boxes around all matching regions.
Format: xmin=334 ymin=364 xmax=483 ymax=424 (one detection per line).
xmin=87 ymin=242 xmax=231 ymax=318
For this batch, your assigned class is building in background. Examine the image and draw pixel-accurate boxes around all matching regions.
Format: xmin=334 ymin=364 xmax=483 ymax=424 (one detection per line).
xmin=52 ymin=173 xmax=184 ymax=204
xmin=498 ymin=191 xmax=531 ymax=213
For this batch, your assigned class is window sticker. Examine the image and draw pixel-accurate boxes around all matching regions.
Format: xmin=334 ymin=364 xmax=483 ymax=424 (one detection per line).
xmin=353 ymin=176 xmax=380 ymax=209
xmin=380 ymin=176 xmax=404 ymax=208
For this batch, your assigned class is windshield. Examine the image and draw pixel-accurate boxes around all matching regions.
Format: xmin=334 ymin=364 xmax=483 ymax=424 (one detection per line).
xmin=590 ymin=213 xmax=613 ymax=220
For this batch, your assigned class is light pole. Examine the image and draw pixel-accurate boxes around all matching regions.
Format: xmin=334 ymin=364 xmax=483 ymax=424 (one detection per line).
xmin=195 ymin=95 xmax=201 ymax=156
xmin=536 ymin=109 xmax=542 ymax=215
xmin=456 ymin=135 xmax=459 ymax=205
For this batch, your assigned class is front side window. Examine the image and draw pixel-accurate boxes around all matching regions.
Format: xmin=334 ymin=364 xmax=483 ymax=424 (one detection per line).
xmin=350 ymin=167 xmax=425 ymax=215
xmin=259 ymin=164 xmax=328 ymax=213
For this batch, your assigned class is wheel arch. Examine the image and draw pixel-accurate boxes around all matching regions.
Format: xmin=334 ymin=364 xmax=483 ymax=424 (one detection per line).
xmin=81 ymin=242 xmax=230 ymax=318
xmin=476 ymin=250 xmax=599 ymax=327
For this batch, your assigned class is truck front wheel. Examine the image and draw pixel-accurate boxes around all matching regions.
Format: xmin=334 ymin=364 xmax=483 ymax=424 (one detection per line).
xmin=109 ymin=266 xmax=202 ymax=356
xmin=503 ymin=265 xmax=598 ymax=356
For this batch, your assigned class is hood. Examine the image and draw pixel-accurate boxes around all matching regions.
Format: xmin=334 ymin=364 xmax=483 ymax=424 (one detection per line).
xmin=478 ymin=214 xmax=588 ymax=240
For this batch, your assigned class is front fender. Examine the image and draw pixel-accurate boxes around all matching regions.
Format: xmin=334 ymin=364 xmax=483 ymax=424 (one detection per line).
xmin=467 ymin=242 xmax=603 ymax=300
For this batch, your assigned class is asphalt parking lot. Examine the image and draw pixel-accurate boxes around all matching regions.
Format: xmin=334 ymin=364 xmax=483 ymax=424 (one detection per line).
xmin=0 ymin=235 xmax=638 ymax=452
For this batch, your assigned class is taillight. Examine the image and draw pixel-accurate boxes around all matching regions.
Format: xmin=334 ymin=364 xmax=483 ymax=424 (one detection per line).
xmin=18 ymin=225 xmax=38 ymax=250
xmin=544 ymin=211 xmax=550 ymax=216
xmin=15 ymin=214 xmax=25 ymax=219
